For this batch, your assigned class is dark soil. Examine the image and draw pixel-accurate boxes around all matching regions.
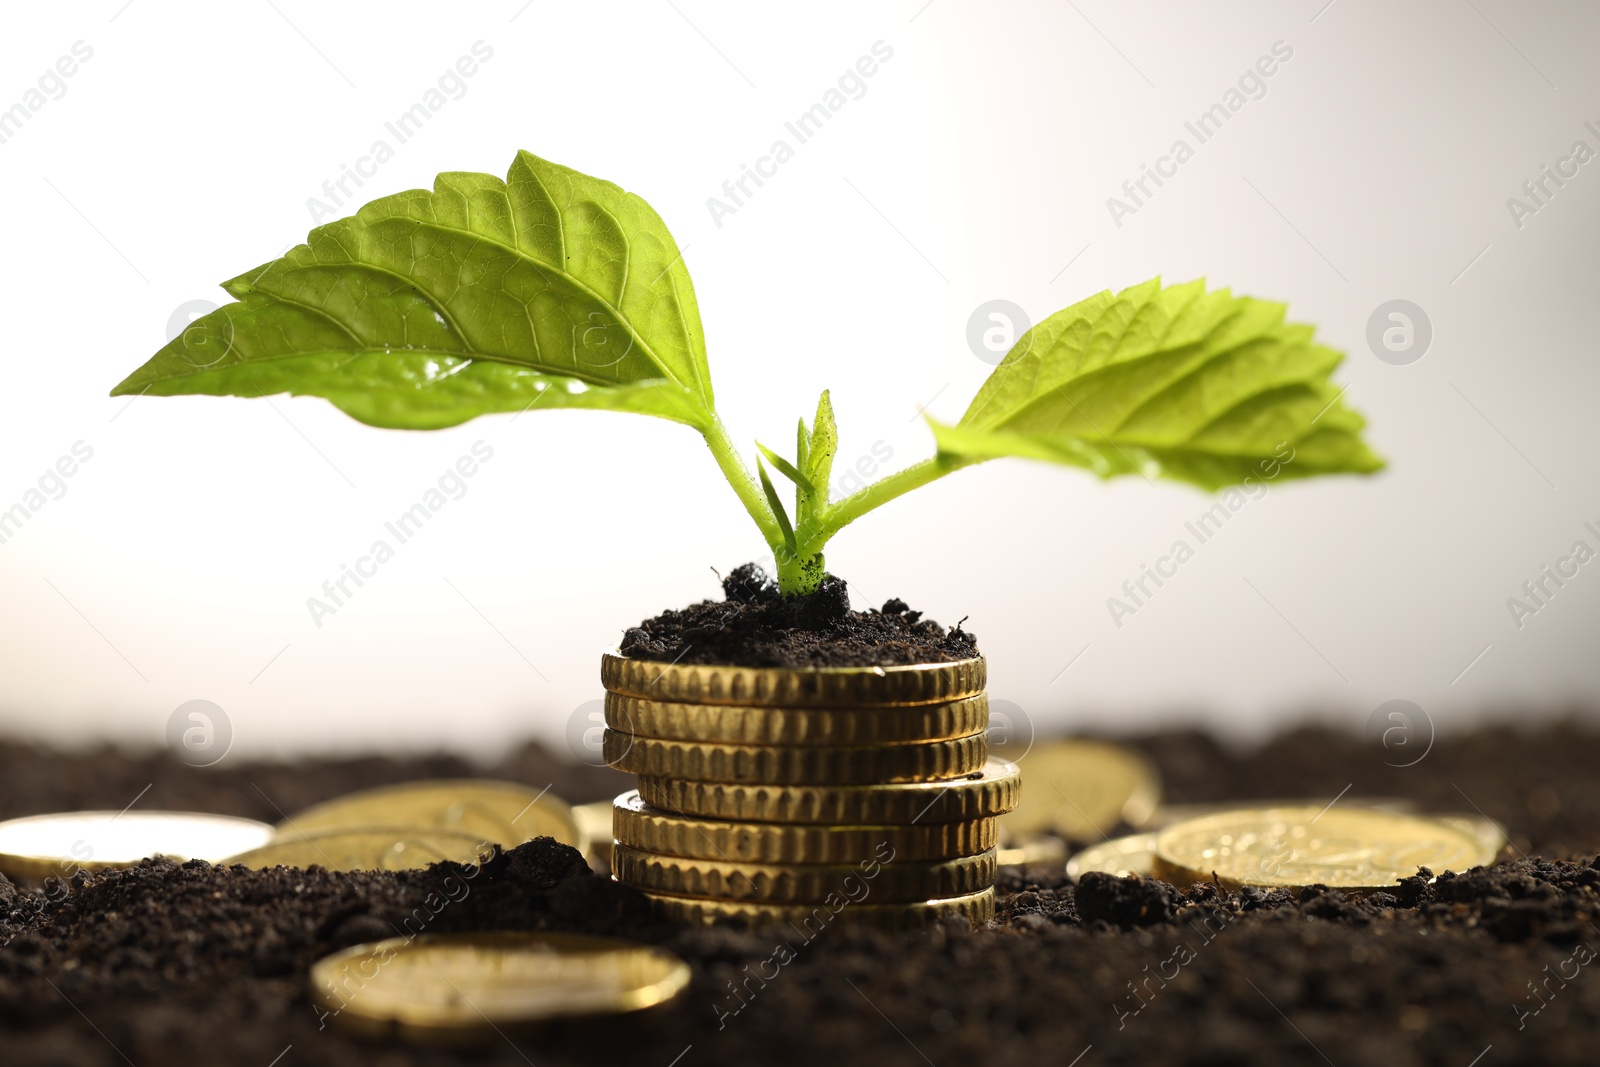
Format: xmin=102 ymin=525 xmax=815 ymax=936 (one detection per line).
xmin=618 ymin=563 xmax=978 ymax=667
xmin=3 ymin=721 xmax=1599 ymax=1066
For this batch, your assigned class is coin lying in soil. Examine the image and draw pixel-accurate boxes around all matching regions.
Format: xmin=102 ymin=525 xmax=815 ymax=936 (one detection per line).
xmin=1434 ymin=813 xmax=1509 ymax=858
xmin=0 ymin=811 xmax=275 ymax=881
xmin=1002 ymin=739 xmax=1160 ymax=841
xmin=228 ymin=829 xmax=496 ymax=871
xmin=310 ymin=932 xmax=690 ymax=1041
xmin=276 ymin=779 xmax=584 ymax=853
xmin=1140 ymin=796 xmax=1417 ymax=829
xmin=1152 ymin=805 xmax=1495 ymax=892
xmin=1066 ymin=832 xmax=1158 ymax=878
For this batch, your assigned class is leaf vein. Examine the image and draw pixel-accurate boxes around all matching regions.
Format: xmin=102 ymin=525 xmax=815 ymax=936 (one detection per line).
xmin=389 ymin=216 xmax=680 ymax=386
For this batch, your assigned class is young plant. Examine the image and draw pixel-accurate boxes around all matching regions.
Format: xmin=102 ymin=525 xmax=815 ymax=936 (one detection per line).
xmin=115 ymin=151 xmax=1382 ymax=595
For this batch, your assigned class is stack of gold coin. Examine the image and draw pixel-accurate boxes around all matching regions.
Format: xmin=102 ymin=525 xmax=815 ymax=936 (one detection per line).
xmin=600 ymin=652 xmax=1017 ymax=928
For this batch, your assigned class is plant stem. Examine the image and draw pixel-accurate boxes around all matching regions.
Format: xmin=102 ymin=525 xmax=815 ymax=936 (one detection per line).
xmin=775 ymin=550 xmax=823 ymax=595
xmin=705 ymin=420 xmax=981 ymax=598
xmin=702 ymin=416 xmax=785 ymax=553
xmin=798 ymin=455 xmax=982 ymax=559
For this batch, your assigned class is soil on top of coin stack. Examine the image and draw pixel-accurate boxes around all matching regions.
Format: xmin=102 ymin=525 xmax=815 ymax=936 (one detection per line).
xmin=617 ymin=563 xmax=978 ymax=668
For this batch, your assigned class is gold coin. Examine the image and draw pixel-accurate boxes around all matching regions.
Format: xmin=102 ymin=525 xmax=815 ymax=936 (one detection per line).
xmin=1066 ymin=833 xmax=1158 ymax=878
xmin=1152 ymin=806 xmax=1494 ymax=892
xmin=1002 ymin=740 xmax=1161 ymax=841
xmin=601 ymin=651 xmax=985 ymax=707
xmin=1142 ymin=797 xmax=1416 ymax=829
xmin=612 ymin=791 xmax=996 ymax=863
xmin=1153 ymin=808 xmax=1505 ymax=861
xmin=606 ymin=692 xmax=989 ymax=746
xmin=605 ymin=730 xmax=988 ymax=785
xmin=1433 ymin=813 xmax=1508 ymax=857
xmin=0 ymin=811 xmax=275 ymax=882
xmin=228 ymin=829 xmax=496 ymax=871
xmin=995 ymin=833 xmax=1067 ymax=871
xmin=310 ymin=932 xmax=689 ymax=1041
xmin=612 ymin=844 xmax=996 ymax=904
xmin=636 ymin=758 xmax=1021 ymax=823
xmin=642 ymin=887 xmax=995 ymax=930
xmin=572 ymin=799 xmax=616 ymax=869
xmin=276 ymin=780 xmax=584 ymax=854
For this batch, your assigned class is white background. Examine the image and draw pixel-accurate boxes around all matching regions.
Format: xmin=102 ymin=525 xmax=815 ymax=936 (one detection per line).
xmin=0 ymin=1 xmax=1595 ymax=760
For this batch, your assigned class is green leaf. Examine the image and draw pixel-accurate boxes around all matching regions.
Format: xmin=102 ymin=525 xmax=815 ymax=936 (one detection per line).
xmin=932 ymin=278 xmax=1383 ymax=489
xmin=113 ymin=151 xmax=714 ymax=430
xmin=793 ymin=390 xmax=837 ymax=544
xmin=756 ymin=443 xmax=813 ymax=494
xmin=803 ymin=390 xmax=838 ymax=499
xmin=756 ymin=457 xmax=797 ymax=555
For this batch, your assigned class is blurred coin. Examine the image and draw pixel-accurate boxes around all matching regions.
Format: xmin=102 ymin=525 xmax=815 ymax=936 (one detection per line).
xmin=0 ymin=810 xmax=275 ymax=881
xmin=1002 ymin=740 xmax=1160 ymax=841
xmin=276 ymin=780 xmax=584 ymax=854
xmin=1142 ymin=796 xmax=1415 ymax=829
xmin=637 ymin=758 xmax=1020 ymax=824
xmin=995 ymin=833 xmax=1067 ymax=871
xmin=228 ymin=829 xmax=495 ymax=871
xmin=1066 ymin=833 xmax=1158 ymax=879
xmin=1152 ymin=806 xmax=1493 ymax=892
xmin=1432 ymin=813 xmax=1508 ymax=857
xmin=573 ymin=799 xmax=615 ymax=869
xmin=310 ymin=932 xmax=689 ymax=1041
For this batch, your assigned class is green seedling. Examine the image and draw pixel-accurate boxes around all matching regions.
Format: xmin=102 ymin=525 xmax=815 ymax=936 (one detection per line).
xmin=115 ymin=151 xmax=1382 ymax=595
